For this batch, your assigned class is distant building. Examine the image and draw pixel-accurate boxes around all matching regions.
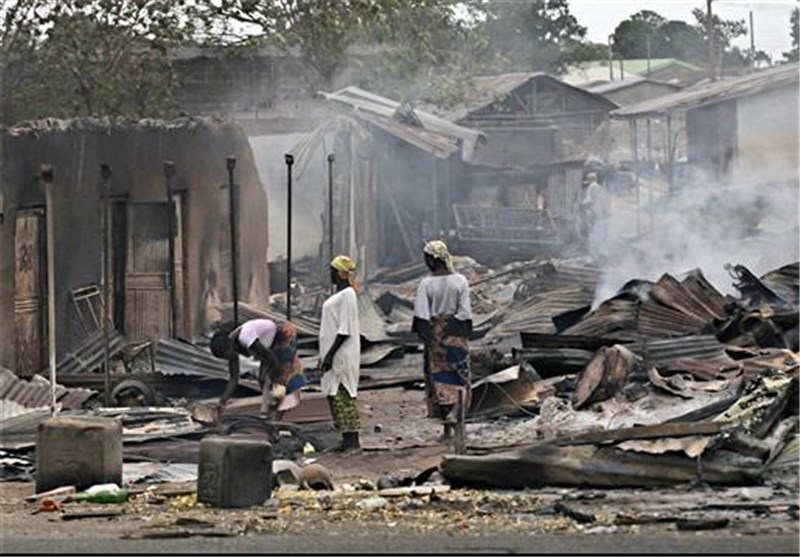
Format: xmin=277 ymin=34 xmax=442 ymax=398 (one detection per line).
xmin=439 ymin=73 xmax=617 ymax=167
xmin=586 ymin=78 xmax=682 ymax=107
xmin=563 ymin=58 xmax=706 ymax=88
xmin=612 ymin=63 xmax=799 ymax=186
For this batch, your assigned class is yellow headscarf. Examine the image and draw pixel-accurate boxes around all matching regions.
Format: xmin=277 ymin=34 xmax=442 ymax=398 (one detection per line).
xmin=330 ymin=255 xmax=360 ymax=292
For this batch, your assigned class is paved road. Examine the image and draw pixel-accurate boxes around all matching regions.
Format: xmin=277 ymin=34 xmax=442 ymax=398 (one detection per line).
xmin=4 ymin=532 xmax=798 ymax=554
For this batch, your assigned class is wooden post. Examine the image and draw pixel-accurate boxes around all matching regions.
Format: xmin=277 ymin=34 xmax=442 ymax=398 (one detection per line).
xmin=41 ymin=164 xmax=58 ymax=415
xmin=164 ymin=161 xmax=177 ymax=337
xmin=284 ymin=153 xmax=294 ymax=322
xmin=226 ymin=156 xmax=239 ymax=326
xmin=454 ymin=389 xmax=466 ymax=455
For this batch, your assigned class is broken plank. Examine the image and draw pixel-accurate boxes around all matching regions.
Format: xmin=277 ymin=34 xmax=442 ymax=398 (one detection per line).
xmin=553 ymin=421 xmax=727 ymax=446
xmin=61 ymin=508 xmax=124 ymax=520
xmin=675 ymin=518 xmax=730 ymax=531
xmin=121 ymin=527 xmax=235 ymax=539
xmin=554 ymin=501 xmax=596 ymax=524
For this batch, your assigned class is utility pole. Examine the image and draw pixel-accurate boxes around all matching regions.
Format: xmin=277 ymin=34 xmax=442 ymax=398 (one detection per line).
xmin=608 ymin=35 xmax=614 ymax=81
xmin=749 ymin=10 xmax=756 ymax=72
xmin=646 ymin=35 xmax=652 ymax=75
xmin=706 ymin=0 xmax=717 ymax=80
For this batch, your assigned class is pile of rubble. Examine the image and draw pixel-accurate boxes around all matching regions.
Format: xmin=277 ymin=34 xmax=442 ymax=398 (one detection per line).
xmin=0 ymin=254 xmax=796 ymax=493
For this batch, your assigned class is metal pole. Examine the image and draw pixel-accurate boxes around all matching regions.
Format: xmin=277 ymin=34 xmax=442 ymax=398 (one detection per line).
xmin=327 ymin=153 xmax=334 ymax=266
xmin=631 ymin=120 xmax=640 ymax=235
xmin=285 ymin=153 xmax=294 ymax=322
xmin=608 ymin=35 xmax=614 ymax=81
xmin=100 ymin=164 xmax=112 ymax=407
xmin=164 ymin=161 xmax=177 ymax=338
xmin=226 ymin=156 xmax=239 ymax=327
xmin=706 ymin=0 xmax=716 ymax=80
xmin=666 ymin=114 xmax=674 ymax=191
xmin=41 ymin=164 xmax=58 ymax=416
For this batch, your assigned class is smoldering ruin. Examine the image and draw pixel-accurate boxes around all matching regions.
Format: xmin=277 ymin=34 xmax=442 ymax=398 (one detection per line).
xmin=0 ymin=2 xmax=798 ymax=547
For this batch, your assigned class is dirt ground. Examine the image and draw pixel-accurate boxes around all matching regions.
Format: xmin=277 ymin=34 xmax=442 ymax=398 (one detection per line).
xmin=1 ymin=387 xmax=798 ymax=552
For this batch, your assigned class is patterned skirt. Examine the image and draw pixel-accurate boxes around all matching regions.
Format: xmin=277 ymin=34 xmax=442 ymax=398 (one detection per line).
xmin=259 ymin=323 xmax=307 ymax=414
xmin=423 ymin=316 xmax=471 ymax=420
xmin=327 ymin=385 xmax=360 ymax=432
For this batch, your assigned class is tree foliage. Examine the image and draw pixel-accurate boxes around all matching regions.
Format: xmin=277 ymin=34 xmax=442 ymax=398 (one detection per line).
xmin=611 ymin=7 xmax=748 ymax=69
xmin=784 ymin=7 xmax=799 ymax=62
xmin=1 ymin=0 xmax=193 ymax=123
xmin=479 ymin=0 xmax=604 ymax=74
xmin=195 ymin=0 xmax=478 ymax=89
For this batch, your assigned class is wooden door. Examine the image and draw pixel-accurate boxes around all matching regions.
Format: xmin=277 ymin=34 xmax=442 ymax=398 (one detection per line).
xmin=14 ymin=209 xmax=46 ymax=377
xmin=124 ymin=202 xmax=171 ymax=342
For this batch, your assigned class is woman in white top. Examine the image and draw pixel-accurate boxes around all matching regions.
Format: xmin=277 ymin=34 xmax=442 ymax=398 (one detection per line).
xmin=319 ymin=255 xmax=362 ymax=451
xmin=210 ymin=318 xmax=307 ymax=419
xmin=412 ymin=240 xmax=472 ymax=440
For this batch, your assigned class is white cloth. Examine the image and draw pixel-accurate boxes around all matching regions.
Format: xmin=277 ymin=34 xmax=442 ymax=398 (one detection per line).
xmin=414 ymin=273 xmax=472 ymax=321
xmin=319 ymin=287 xmax=361 ymax=397
xmin=234 ymin=319 xmax=277 ymax=350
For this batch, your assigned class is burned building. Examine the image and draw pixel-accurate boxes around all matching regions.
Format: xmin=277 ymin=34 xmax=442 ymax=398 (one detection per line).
xmin=0 ymin=118 xmax=269 ymax=377
xmin=443 ymin=73 xmax=618 ymax=166
xmin=612 ymin=62 xmax=800 ymax=188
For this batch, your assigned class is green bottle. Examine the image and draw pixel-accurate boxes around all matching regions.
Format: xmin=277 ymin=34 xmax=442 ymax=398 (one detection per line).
xmin=74 ymin=488 xmax=129 ymax=504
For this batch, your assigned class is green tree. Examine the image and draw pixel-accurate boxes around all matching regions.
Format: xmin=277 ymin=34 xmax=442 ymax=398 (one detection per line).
xmin=480 ymin=0 xmax=602 ymax=74
xmin=611 ymin=11 xmax=667 ymax=59
xmin=195 ymin=0 xmax=476 ymax=89
xmin=611 ymin=8 xmax=746 ymax=70
xmin=0 ymin=0 xmax=46 ymax=123
xmin=1 ymin=0 xmax=193 ymax=123
xmin=784 ymin=7 xmax=799 ymax=62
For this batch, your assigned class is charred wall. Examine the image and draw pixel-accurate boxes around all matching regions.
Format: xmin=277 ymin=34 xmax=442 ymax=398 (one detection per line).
xmin=0 ymin=118 xmax=269 ymax=372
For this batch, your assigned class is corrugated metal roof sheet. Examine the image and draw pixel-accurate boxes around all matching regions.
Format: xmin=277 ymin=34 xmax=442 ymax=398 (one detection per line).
xmin=319 ymin=86 xmax=483 ymax=161
xmin=612 ymin=63 xmax=799 ymax=118
xmin=56 ymin=329 xmax=125 ymax=374
xmin=562 ymin=58 xmax=704 ymax=86
xmin=0 ymin=368 xmax=97 ymax=411
xmin=562 ymin=297 xmax=641 ymax=340
xmin=759 ymin=262 xmax=799 ymax=308
xmin=154 ymin=338 xmax=261 ymax=390
xmin=586 ymin=77 xmax=681 ymax=95
xmin=491 ymin=285 xmax=595 ymax=336
xmin=638 ymin=335 xmax=733 ymax=365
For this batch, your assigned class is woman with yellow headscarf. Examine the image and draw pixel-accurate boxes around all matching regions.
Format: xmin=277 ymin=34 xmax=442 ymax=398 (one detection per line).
xmin=319 ymin=255 xmax=362 ymax=451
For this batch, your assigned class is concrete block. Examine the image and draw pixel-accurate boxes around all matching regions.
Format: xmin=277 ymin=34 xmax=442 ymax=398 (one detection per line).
xmin=36 ymin=416 xmax=123 ymax=493
xmin=198 ymin=436 xmax=272 ymax=508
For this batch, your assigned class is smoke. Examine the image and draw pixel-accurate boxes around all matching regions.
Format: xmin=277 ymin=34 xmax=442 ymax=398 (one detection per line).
xmin=591 ymin=172 xmax=800 ymax=306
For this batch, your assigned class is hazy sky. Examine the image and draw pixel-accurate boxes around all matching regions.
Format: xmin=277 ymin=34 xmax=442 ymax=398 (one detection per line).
xmin=569 ymin=0 xmax=797 ymax=60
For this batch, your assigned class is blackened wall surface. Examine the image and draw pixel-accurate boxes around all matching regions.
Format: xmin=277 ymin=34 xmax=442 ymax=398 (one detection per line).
xmin=0 ymin=118 xmax=269 ymax=372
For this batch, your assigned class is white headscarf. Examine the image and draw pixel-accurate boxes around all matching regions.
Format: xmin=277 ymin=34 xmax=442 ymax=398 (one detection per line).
xmin=423 ymin=240 xmax=454 ymax=272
